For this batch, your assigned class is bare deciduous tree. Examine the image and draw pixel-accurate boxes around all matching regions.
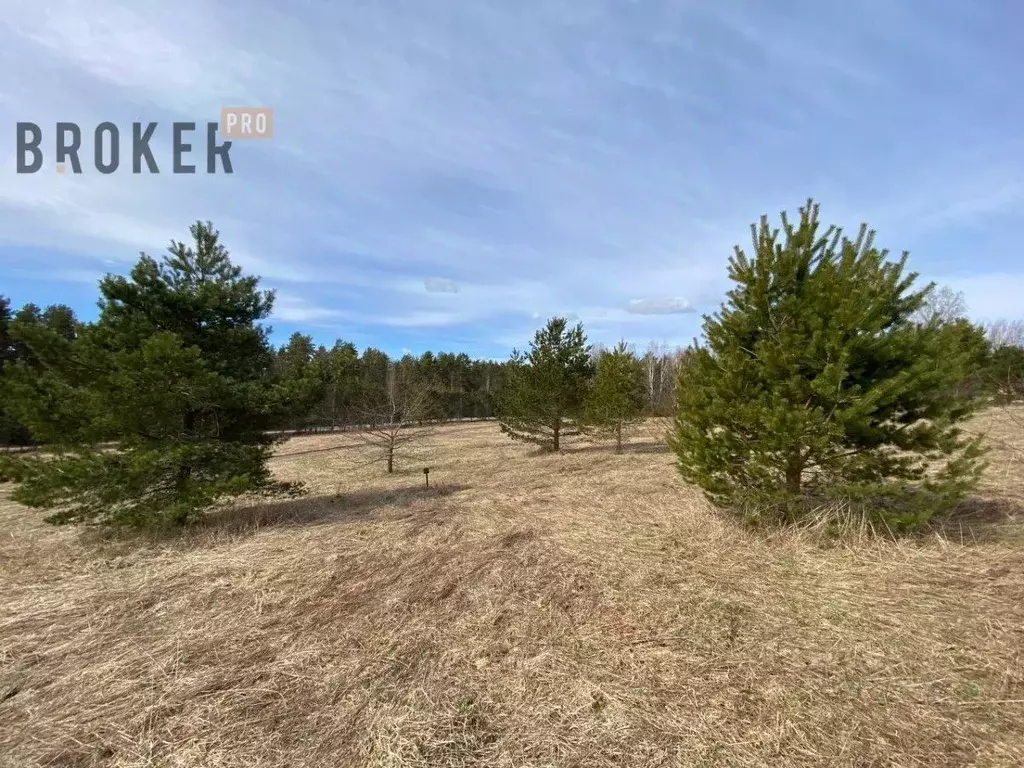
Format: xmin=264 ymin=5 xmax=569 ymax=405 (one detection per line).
xmin=354 ymin=364 xmax=438 ymax=474
xmin=911 ymin=285 xmax=968 ymax=325
xmin=641 ymin=342 xmax=689 ymax=416
xmin=985 ymin=319 xmax=1024 ymax=349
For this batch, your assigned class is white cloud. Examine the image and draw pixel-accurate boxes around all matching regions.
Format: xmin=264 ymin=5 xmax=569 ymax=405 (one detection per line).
xmin=424 ymin=277 xmax=459 ymax=293
xmin=270 ymin=293 xmax=344 ymax=324
xmin=625 ymin=298 xmax=694 ymax=315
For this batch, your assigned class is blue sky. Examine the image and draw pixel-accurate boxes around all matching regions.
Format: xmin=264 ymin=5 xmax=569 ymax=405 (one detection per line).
xmin=1 ymin=0 xmax=1021 ymax=360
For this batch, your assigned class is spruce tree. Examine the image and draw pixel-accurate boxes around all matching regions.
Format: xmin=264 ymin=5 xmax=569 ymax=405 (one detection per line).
xmin=585 ymin=341 xmax=646 ymax=452
xmin=671 ymin=200 xmax=986 ymax=529
xmin=0 ymin=222 xmax=303 ymax=527
xmin=497 ymin=317 xmax=593 ymax=451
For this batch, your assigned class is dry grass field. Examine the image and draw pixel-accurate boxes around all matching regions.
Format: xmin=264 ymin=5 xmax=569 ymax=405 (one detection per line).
xmin=2 ymin=410 xmax=1024 ymax=767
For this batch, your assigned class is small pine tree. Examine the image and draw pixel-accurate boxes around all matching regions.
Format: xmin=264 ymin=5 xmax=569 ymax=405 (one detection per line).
xmin=498 ymin=317 xmax=594 ymax=451
xmin=671 ymin=200 xmax=987 ymax=530
xmin=939 ymin=318 xmax=991 ymax=401
xmin=985 ymin=344 xmax=1024 ymax=403
xmin=0 ymin=222 xmax=303 ymax=527
xmin=585 ymin=341 xmax=646 ymax=452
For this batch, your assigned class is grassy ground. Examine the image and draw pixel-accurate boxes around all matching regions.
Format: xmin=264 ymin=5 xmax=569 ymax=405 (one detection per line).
xmin=1 ymin=411 xmax=1023 ymax=767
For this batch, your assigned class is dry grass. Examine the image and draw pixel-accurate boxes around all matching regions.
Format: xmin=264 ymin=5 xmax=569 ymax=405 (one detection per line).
xmin=1 ymin=411 xmax=1023 ymax=767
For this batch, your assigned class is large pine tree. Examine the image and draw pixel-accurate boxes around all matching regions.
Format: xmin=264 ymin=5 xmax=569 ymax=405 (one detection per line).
xmin=498 ymin=317 xmax=593 ymax=451
xmin=671 ymin=200 xmax=986 ymax=529
xmin=0 ymin=222 xmax=302 ymax=527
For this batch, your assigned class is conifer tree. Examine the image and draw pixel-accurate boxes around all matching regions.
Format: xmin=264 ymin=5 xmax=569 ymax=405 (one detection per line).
xmin=585 ymin=341 xmax=646 ymax=452
xmin=275 ymin=332 xmax=327 ymax=429
xmin=0 ymin=222 xmax=303 ymax=527
xmin=498 ymin=317 xmax=594 ymax=451
xmin=987 ymin=344 xmax=1024 ymax=403
xmin=0 ymin=295 xmax=24 ymax=446
xmin=671 ymin=200 xmax=986 ymax=529
xmin=0 ymin=299 xmax=80 ymax=447
xmin=0 ymin=296 xmax=10 ymax=361
xmin=320 ymin=340 xmax=363 ymax=425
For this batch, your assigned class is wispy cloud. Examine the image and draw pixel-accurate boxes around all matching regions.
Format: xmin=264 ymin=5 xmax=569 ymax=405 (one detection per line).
xmin=270 ymin=293 xmax=344 ymax=325
xmin=625 ymin=298 xmax=694 ymax=315
xmin=424 ymin=277 xmax=459 ymax=294
xmin=1 ymin=0 xmax=1021 ymax=358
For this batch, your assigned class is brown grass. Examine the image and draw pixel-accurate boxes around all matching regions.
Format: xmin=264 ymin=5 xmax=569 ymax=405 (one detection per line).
xmin=1 ymin=411 xmax=1023 ymax=767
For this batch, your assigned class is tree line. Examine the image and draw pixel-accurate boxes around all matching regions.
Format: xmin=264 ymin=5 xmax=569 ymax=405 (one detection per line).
xmin=1 ymin=203 xmax=1023 ymax=531
xmin=1 ymin=307 xmax=688 ymax=448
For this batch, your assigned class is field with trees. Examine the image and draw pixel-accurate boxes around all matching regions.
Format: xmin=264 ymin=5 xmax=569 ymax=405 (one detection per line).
xmin=2 ymin=201 xmax=1023 ymax=766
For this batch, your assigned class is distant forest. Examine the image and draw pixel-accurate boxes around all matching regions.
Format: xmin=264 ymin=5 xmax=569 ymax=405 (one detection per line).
xmin=0 ymin=295 xmax=688 ymax=445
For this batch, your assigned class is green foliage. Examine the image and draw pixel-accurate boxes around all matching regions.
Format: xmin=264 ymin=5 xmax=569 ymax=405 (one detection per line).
xmin=359 ymin=347 xmax=392 ymax=412
xmin=937 ymin=318 xmax=993 ymax=401
xmin=585 ymin=341 xmax=646 ymax=452
xmin=0 ymin=295 xmax=10 ymax=360
xmin=984 ymin=344 xmax=1024 ymax=403
xmin=275 ymin=332 xmax=327 ymax=427
xmin=317 ymin=340 xmax=363 ymax=425
xmin=497 ymin=317 xmax=594 ymax=451
xmin=256 ymin=339 xmax=507 ymax=431
xmin=0 ymin=295 xmax=26 ymax=446
xmin=0 ymin=297 xmax=81 ymax=446
xmin=0 ymin=222 xmax=303 ymax=528
xmin=671 ymin=200 xmax=987 ymax=531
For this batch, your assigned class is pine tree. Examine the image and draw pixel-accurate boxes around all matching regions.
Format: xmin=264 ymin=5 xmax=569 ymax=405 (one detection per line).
xmin=585 ymin=341 xmax=646 ymax=452
xmin=671 ymin=200 xmax=987 ymax=530
xmin=0 ymin=299 xmax=78 ymax=447
xmin=320 ymin=340 xmax=363 ymax=425
xmin=0 ymin=222 xmax=303 ymax=527
xmin=0 ymin=296 xmax=10 ymax=362
xmin=497 ymin=317 xmax=593 ymax=451
xmin=0 ymin=295 xmax=25 ymax=446
xmin=275 ymin=332 xmax=326 ymax=429
xmin=938 ymin=318 xmax=991 ymax=401
xmin=360 ymin=347 xmax=391 ymax=411
xmin=986 ymin=344 xmax=1024 ymax=403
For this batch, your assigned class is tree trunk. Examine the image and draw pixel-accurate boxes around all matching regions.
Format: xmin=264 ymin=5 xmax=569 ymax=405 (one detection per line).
xmin=173 ymin=410 xmax=197 ymax=523
xmin=615 ymin=423 xmax=622 ymax=453
xmin=552 ymin=420 xmax=560 ymax=451
xmin=784 ymin=454 xmax=803 ymax=495
xmin=173 ymin=464 xmax=193 ymax=525
xmin=387 ymin=444 xmax=394 ymax=474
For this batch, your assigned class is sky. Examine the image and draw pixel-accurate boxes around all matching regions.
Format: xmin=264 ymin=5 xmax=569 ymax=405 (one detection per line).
xmin=0 ymin=0 xmax=1021 ymax=360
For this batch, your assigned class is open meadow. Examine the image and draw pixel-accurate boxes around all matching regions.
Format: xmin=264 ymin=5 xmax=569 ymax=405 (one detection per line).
xmin=2 ymin=410 xmax=1023 ymax=767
